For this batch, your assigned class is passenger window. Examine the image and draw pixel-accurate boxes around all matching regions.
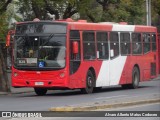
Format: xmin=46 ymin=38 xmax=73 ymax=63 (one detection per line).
xmin=70 ymin=30 xmax=81 ymax=75
xmin=151 ymin=34 xmax=156 ymax=51
xmin=143 ymin=33 xmax=151 ymax=54
xmin=70 ymin=30 xmax=81 ymax=60
xmin=120 ymin=33 xmax=130 ymax=55
xmin=83 ymin=31 xmax=96 ymax=60
xmin=110 ymin=32 xmax=119 ymax=59
xmin=97 ymin=32 xmax=109 ymax=59
xmin=132 ymin=33 xmax=142 ymax=54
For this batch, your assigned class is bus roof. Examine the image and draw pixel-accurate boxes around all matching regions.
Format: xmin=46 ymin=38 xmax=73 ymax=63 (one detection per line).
xmin=15 ymin=18 xmax=157 ymax=33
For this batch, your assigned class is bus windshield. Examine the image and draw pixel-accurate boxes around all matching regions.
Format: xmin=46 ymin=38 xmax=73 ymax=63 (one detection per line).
xmin=13 ymin=23 xmax=66 ymax=70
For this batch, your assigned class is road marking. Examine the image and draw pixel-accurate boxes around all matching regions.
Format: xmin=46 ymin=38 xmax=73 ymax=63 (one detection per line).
xmin=95 ymin=93 xmax=160 ymax=100
xmin=103 ymin=102 xmax=160 ymax=111
xmin=95 ymin=95 xmax=128 ymax=100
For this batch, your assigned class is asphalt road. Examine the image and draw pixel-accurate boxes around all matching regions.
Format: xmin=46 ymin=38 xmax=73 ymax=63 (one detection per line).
xmin=0 ymin=79 xmax=160 ymax=111
xmin=1 ymin=103 xmax=159 ymax=120
xmin=103 ymin=102 xmax=160 ymax=111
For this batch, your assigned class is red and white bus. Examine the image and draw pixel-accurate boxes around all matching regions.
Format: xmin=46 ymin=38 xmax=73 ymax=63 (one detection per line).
xmin=11 ymin=18 xmax=158 ymax=95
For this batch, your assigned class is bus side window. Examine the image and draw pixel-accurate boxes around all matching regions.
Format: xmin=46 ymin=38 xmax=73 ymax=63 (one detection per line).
xmin=97 ymin=32 xmax=109 ymax=60
xmin=110 ymin=32 xmax=119 ymax=59
xmin=120 ymin=33 xmax=130 ymax=55
xmin=70 ymin=30 xmax=81 ymax=75
xmin=151 ymin=34 xmax=156 ymax=51
xmin=143 ymin=33 xmax=151 ymax=54
xmin=83 ymin=31 xmax=96 ymax=60
xmin=132 ymin=33 xmax=142 ymax=54
xmin=70 ymin=30 xmax=81 ymax=60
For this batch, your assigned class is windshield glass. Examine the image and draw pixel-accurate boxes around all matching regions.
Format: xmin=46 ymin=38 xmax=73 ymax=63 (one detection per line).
xmin=16 ymin=23 xmax=66 ymax=34
xmin=13 ymin=23 xmax=66 ymax=70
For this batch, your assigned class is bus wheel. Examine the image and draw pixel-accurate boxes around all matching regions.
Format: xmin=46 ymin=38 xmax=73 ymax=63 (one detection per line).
xmin=34 ymin=88 xmax=47 ymax=96
xmin=130 ymin=67 xmax=140 ymax=89
xmin=81 ymin=70 xmax=94 ymax=94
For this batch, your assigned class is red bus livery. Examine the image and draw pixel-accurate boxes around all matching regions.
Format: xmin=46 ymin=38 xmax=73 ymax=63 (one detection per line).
xmin=11 ymin=18 xmax=158 ymax=95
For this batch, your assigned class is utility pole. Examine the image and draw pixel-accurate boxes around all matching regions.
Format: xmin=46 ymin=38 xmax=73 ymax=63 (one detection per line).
xmin=146 ymin=0 xmax=151 ymax=26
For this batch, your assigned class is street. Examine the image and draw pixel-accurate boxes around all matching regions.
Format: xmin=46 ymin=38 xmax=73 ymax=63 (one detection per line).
xmin=0 ymin=79 xmax=159 ymax=111
xmin=0 ymin=103 xmax=159 ymax=120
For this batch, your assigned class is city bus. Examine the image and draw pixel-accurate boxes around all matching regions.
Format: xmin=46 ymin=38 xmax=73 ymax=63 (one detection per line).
xmin=11 ymin=18 xmax=158 ymax=95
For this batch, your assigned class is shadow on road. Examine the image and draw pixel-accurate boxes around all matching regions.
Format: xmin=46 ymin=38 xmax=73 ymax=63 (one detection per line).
xmin=17 ymin=85 xmax=154 ymax=98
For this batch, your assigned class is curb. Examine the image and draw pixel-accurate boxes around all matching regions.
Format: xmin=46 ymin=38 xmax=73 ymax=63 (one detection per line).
xmin=0 ymin=90 xmax=34 ymax=95
xmin=49 ymin=98 xmax=160 ymax=111
xmin=0 ymin=92 xmax=8 ymax=95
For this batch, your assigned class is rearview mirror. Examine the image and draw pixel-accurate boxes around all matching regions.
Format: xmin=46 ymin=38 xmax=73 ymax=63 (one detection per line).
xmin=6 ymin=35 xmax=11 ymax=47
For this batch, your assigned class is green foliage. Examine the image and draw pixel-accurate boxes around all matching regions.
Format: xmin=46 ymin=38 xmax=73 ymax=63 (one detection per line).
xmin=0 ymin=13 xmax=8 ymax=41
xmin=15 ymin=0 xmax=35 ymax=21
xmin=0 ymin=0 xmax=13 ymax=41
xmin=0 ymin=0 xmax=21 ymax=41
xmin=1 ymin=0 xmax=160 ymax=37
xmin=152 ymin=0 xmax=160 ymax=15
xmin=93 ymin=0 xmax=145 ymax=24
xmin=77 ymin=0 xmax=102 ymax=22
xmin=152 ymin=0 xmax=160 ymax=32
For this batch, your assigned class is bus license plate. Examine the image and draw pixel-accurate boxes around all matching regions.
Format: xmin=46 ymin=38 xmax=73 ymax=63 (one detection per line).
xmin=35 ymin=82 xmax=44 ymax=86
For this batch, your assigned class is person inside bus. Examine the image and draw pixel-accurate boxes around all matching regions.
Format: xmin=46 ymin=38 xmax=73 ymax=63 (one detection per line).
xmin=133 ymin=42 xmax=141 ymax=54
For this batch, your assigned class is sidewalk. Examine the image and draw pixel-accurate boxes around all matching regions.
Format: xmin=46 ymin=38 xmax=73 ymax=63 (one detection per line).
xmin=0 ymin=71 xmax=34 ymax=95
xmin=0 ymin=87 xmax=34 ymax=95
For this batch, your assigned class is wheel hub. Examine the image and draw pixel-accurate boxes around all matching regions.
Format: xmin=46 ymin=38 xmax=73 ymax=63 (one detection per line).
xmin=87 ymin=76 xmax=92 ymax=88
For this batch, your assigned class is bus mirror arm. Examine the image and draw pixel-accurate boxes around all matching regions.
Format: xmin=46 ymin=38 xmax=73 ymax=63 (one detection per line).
xmin=72 ymin=41 xmax=79 ymax=54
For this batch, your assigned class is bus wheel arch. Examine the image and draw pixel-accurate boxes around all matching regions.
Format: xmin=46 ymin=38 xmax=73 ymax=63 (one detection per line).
xmin=122 ymin=64 xmax=140 ymax=89
xmin=81 ymin=67 xmax=96 ymax=94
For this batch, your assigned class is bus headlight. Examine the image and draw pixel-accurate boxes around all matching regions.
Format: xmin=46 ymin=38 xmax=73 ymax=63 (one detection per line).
xmin=60 ymin=73 xmax=65 ymax=78
xmin=14 ymin=72 xmax=18 ymax=77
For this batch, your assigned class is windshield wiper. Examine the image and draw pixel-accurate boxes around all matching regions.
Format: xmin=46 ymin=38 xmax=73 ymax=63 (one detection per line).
xmin=39 ymin=33 xmax=54 ymax=47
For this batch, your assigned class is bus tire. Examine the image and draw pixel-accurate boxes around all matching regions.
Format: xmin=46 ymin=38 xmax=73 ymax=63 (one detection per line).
xmin=81 ymin=70 xmax=94 ymax=94
xmin=34 ymin=88 xmax=47 ymax=96
xmin=130 ymin=67 xmax=140 ymax=89
xmin=121 ymin=67 xmax=140 ymax=89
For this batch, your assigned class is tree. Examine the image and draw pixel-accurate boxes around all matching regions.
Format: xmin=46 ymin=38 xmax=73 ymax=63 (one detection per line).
xmin=0 ymin=0 xmax=13 ymax=40
xmin=15 ymin=0 xmax=79 ymax=21
xmin=95 ymin=0 xmax=145 ymax=24
xmin=0 ymin=0 xmax=13 ymax=14
xmin=0 ymin=0 xmax=13 ymax=92
xmin=152 ymin=0 xmax=160 ymax=32
xmin=152 ymin=0 xmax=160 ymax=15
xmin=14 ymin=0 xmax=146 ymax=24
xmin=0 ymin=14 xmax=8 ymax=41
